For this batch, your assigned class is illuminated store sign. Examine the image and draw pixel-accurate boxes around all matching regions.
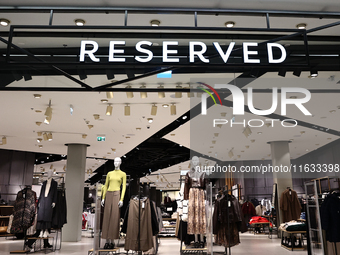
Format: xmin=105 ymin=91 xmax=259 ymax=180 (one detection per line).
xmin=79 ymin=40 xmax=287 ymax=64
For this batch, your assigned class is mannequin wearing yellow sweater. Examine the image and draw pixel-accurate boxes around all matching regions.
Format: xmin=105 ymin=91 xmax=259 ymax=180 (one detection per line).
xmin=101 ymin=157 xmax=127 ymax=248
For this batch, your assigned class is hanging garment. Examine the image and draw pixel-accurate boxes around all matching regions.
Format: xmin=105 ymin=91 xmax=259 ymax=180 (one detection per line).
xmin=36 ymin=179 xmax=58 ymax=230
xmin=321 ymin=193 xmax=340 ymax=242
xmin=213 ymin=195 xmax=247 ymax=248
xmin=11 ymin=188 xmax=37 ymax=234
xmin=52 ymin=189 xmax=67 ymax=229
xmin=261 ymin=199 xmax=272 ymax=211
xmin=102 ymin=190 xmax=121 ymax=240
xmin=187 ymin=188 xmax=206 ymax=234
xmin=241 ymin=201 xmax=256 ymax=216
xmin=280 ymin=189 xmax=301 ymax=222
xmin=124 ymin=197 xmax=154 ymax=252
xmin=255 ymin=205 xmax=267 ymax=216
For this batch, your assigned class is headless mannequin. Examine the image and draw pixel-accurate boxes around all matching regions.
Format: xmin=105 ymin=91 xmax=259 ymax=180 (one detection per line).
xmin=188 ymin=156 xmax=204 ymax=245
xmin=101 ymin=157 xmax=125 ymax=247
xmin=39 ymin=169 xmax=55 ymax=238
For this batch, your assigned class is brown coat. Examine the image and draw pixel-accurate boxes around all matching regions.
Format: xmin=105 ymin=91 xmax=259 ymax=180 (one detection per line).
xmin=280 ymin=189 xmax=301 ymax=223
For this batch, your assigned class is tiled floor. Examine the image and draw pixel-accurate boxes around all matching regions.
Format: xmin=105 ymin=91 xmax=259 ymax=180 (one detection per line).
xmin=0 ymin=233 xmax=308 ymax=254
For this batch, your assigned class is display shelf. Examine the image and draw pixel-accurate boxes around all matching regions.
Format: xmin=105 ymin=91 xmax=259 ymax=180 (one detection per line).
xmin=280 ymin=229 xmax=306 ymax=251
xmin=88 ymin=247 xmax=120 ymax=255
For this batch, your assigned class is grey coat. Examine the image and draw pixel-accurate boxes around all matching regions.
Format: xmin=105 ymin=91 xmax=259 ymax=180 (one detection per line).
xmin=37 ymin=179 xmax=58 ymax=222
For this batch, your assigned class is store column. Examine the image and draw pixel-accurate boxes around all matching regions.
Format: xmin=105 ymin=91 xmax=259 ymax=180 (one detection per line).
xmin=63 ymin=144 xmax=89 ymax=242
xmin=268 ymin=141 xmax=293 ymax=224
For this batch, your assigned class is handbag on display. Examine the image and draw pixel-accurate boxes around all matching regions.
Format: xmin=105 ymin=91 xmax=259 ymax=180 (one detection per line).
xmin=0 ymin=221 xmax=8 ymax=233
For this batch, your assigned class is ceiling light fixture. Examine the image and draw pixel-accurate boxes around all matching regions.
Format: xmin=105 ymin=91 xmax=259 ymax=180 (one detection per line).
xmin=106 ymin=92 xmax=114 ymax=99
xmin=278 ymin=69 xmax=286 ymax=77
xmin=228 ymin=149 xmax=234 ymax=158
xmin=175 ymin=84 xmax=182 ymax=98
xmin=182 ymin=116 xmax=188 ymax=120
xmin=43 ymin=133 xmax=48 ymax=141
xmin=225 ymin=21 xmax=235 ymax=28
xmin=36 ymin=121 xmax=42 ymax=126
xmin=125 ymin=104 xmax=130 ymax=116
xmin=47 ymin=132 xmax=53 ymax=141
xmin=126 ymin=85 xmax=134 ymax=98
xmin=293 ymin=69 xmax=302 ymax=77
xmin=1 ymin=136 xmax=6 ymax=145
xmin=158 ymin=84 xmax=165 ymax=98
xmin=0 ymin=18 xmax=10 ymax=27
xmin=170 ymin=103 xmax=176 ymax=115
xmin=106 ymin=104 xmax=113 ymax=116
xmin=81 ymin=134 xmax=87 ymax=139
xmin=147 ymin=118 xmax=153 ymax=123
xmin=296 ymin=23 xmax=307 ymax=29
xmin=162 ymin=104 xmax=169 ymax=108
xmin=38 ymin=145 xmax=43 ymax=148
xmin=75 ymin=19 xmax=85 ymax=26
xmin=310 ymin=70 xmax=318 ymax=78
xmin=140 ymin=84 xmax=147 ymax=98
xmin=87 ymin=125 xmax=94 ymax=129
xmin=101 ymin=99 xmax=108 ymax=103
xmin=37 ymin=132 xmax=42 ymax=136
xmin=93 ymin=114 xmax=100 ymax=120
xmin=37 ymin=138 xmax=42 ymax=143
xmin=151 ymin=104 xmax=157 ymax=116
xmin=243 ymin=125 xmax=252 ymax=138
xmin=150 ymin=20 xmax=161 ymax=26
xmin=34 ymin=94 xmax=41 ymax=99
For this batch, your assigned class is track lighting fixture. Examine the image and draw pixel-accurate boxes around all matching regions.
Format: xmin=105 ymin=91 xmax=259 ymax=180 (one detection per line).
xmin=147 ymin=118 xmax=153 ymax=123
xmin=44 ymin=100 xmax=52 ymax=124
xmin=93 ymin=114 xmax=100 ymax=120
xmin=0 ymin=19 xmax=10 ymax=27
xmin=293 ymin=69 xmax=301 ymax=77
xmin=296 ymin=23 xmax=307 ymax=29
xmin=38 ymin=145 xmax=43 ymax=148
xmin=170 ymin=103 xmax=176 ymax=115
xmin=158 ymin=84 xmax=165 ymax=98
xmin=47 ymin=132 xmax=53 ymax=141
xmin=126 ymin=85 xmax=134 ymax=98
xmin=140 ymin=84 xmax=147 ymax=98
xmin=75 ymin=19 xmax=85 ymax=26
xmin=50 ymin=164 xmax=53 ymax=169
xmin=151 ymin=104 xmax=157 ymax=116
xmin=225 ymin=21 xmax=235 ymax=28
xmin=310 ymin=70 xmax=318 ymax=78
xmin=82 ymin=134 xmax=87 ymax=139
xmin=43 ymin=133 xmax=48 ymax=141
xmin=175 ymin=84 xmax=182 ymax=98
xmin=105 ymin=69 xmax=115 ymax=80
xmin=150 ymin=20 xmax=161 ymax=26
xmin=34 ymin=94 xmax=41 ymax=99
xmin=101 ymin=99 xmax=108 ymax=103
xmin=44 ymin=116 xmax=51 ymax=125
xmin=125 ymin=104 xmax=130 ymax=116
xmin=106 ymin=92 xmax=114 ymax=99
xmin=106 ymin=104 xmax=113 ymax=116
xmin=78 ymin=69 xmax=87 ymax=80
xmin=228 ymin=149 xmax=234 ymax=158
xmin=278 ymin=69 xmax=286 ymax=77
xmin=36 ymin=122 xmax=42 ymax=126
xmin=1 ymin=136 xmax=6 ymax=145
xmin=88 ymin=125 xmax=94 ymax=129
xmin=37 ymin=132 xmax=42 ymax=136
xmin=243 ymin=125 xmax=252 ymax=138
xmin=37 ymin=138 xmax=42 ymax=143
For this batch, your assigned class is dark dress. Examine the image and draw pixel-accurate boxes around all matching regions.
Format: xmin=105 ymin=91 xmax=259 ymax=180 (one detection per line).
xmin=37 ymin=179 xmax=58 ymax=230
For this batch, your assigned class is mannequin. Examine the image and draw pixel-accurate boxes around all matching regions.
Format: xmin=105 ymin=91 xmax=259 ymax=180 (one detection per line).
xmin=184 ymin=156 xmax=206 ymax=248
xmin=36 ymin=169 xmax=57 ymax=248
xmin=101 ymin=157 xmax=127 ymax=249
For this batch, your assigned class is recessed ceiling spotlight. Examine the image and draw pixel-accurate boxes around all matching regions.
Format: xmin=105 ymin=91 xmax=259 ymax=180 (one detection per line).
xmin=310 ymin=70 xmax=318 ymax=78
xmin=34 ymin=94 xmax=41 ymax=98
xmin=296 ymin=23 xmax=307 ymax=29
xmin=330 ymin=110 xmax=336 ymax=113
xmin=75 ymin=19 xmax=85 ymax=26
xmin=162 ymin=104 xmax=169 ymax=108
xmin=150 ymin=20 xmax=161 ymax=26
xmin=0 ymin=19 xmax=10 ymax=27
xmin=147 ymin=118 xmax=153 ymax=123
xmin=182 ymin=116 xmax=188 ymax=120
xmin=257 ymin=132 xmax=262 ymax=135
xmin=101 ymin=99 xmax=108 ymax=103
xmin=225 ymin=21 xmax=235 ymax=28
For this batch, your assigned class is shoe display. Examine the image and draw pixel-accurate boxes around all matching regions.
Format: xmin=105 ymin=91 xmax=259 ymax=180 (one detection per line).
xmin=44 ymin=243 xmax=53 ymax=249
xmin=199 ymin=242 xmax=204 ymax=248
xmin=109 ymin=242 xmax=115 ymax=249
xmin=103 ymin=243 xmax=109 ymax=249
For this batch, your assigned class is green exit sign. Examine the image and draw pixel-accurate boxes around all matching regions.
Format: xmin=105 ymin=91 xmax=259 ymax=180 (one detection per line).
xmin=97 ymin=136 xmax=106 ymax=142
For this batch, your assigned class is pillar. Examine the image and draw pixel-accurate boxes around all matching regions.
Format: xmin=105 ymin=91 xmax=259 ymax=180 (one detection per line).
xmin=62 ymin=144 xmax=88 ymax=242
xmin=268 ymin=141 xmax=292 ymax=224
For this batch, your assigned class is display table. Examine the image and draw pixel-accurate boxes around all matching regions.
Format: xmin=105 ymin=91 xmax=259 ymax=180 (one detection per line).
xmin=280 ymin=228 xmax=306 ymax=251
xmin=10 ymin=237 xmax=54 ymax=254
xmin=88 ymin=247 xmax=120 ymax=255
xmin=250 ymin=222 xmax=270 ymax=235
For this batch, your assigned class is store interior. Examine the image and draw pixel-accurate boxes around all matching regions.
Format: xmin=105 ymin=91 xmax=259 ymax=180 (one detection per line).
xmin=0 ymin=1 xmax=340 ymax=254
